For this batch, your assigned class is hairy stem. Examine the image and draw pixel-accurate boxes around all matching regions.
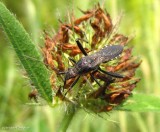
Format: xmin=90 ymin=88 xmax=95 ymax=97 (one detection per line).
xmin=58 ymin=105 xmax=76 ymax=132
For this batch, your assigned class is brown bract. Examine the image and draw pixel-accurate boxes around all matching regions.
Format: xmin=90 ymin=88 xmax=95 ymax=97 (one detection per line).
xmin=42 ymin=4 xmax=141 ymax=112
xmin=28 ymin=89 xmax=38 ymax=103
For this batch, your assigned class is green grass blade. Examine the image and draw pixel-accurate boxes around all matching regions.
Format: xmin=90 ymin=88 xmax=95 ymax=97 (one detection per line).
xmin=118 ymin=93 xmax=160 ymax=112
xmin=0 ymin=2 xmax=52 ymax=102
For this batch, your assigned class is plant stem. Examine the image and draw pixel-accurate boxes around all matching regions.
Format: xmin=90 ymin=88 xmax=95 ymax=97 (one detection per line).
xmin=58 ymin=105 xmax=76 ymax=132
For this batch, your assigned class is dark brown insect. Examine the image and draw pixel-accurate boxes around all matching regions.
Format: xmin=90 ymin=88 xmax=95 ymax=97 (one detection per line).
xmin=59 ymin=39 xmax=124 ymax=95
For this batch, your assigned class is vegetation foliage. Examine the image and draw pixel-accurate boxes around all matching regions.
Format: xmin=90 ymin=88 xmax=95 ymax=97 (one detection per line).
xmin=0 ymin=0 xmax=160 ymax=132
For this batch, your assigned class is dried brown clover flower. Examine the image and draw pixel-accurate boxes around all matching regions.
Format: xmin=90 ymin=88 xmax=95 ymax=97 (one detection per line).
xmin=42 ymin=4 xmax=141 ymax=112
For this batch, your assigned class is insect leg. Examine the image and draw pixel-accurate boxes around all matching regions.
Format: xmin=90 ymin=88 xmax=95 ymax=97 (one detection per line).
xmin=68 ymin=57 xmax=76 ymax=64
xmin=64 ymin=76 xmax=81 ymax=96
xmin=98 ymin=67 xmax=124 ymax=78
xmin=90 ymin=73 xmax=102 ymax=87
xmin=76 ymin=38 xmax=88 ymax=56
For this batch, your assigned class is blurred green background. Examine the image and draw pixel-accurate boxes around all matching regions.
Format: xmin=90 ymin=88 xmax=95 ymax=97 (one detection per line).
xmin=0 ymin=0 xmax=160 ymax=132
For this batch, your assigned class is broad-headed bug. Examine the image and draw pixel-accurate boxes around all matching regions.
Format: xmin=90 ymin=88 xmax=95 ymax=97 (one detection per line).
xmin=59 ymin=38 xmax=124 ymax=95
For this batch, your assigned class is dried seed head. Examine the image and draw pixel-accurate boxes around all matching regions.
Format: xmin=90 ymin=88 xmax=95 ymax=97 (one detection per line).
xmin=43 ymin=4 xmax=141 ymax=113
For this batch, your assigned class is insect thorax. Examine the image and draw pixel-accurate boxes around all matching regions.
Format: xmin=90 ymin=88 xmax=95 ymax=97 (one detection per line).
xmin=66 ymin=68 xmax=78 ymax=80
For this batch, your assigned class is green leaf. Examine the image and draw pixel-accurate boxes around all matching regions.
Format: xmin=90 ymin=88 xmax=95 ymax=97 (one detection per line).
xmin=0 ymin=2 xmax=52 ymax=102
xmin=118 ymin=93 xmax=160 ymax=112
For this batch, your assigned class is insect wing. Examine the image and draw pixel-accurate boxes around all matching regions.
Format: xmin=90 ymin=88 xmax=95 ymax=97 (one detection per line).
xmin=89 ymin=45 xmax=123 ymax=66
xmin=88 ymin=54 xmax=105 ymax=67
xmin=75 ymin=45 xmax=123 ymax=73
xmin=98 ymin=45 xmax=123 ymax=63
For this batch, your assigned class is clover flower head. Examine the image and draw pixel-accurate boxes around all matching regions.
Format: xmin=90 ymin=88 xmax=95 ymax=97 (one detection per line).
xmin=42 ymin=4 xmax=141 ymax=112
